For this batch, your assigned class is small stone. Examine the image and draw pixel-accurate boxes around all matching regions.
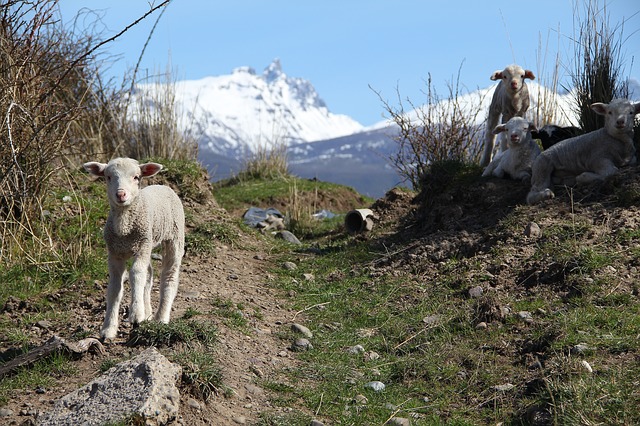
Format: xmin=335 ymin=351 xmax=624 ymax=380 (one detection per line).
xmin=476 ymin=322 xmax=488 ymax=330
xmin=525 ymin=222 xmax=542 ymax=238
xmin=233 ymin=416 xmax=246 ymax=424
xmin=291 ymin=338 xmax=313 ymax=351
xmin=310 ymin=420 xmax=326 ymax=426
xmin=354 ymin=394 xmax=368 ymax=405
xmin=422 ymin=314 xmax=441 ymax=325
xmin=364 ymin=351 xmax=380 ymax=361
xmin=518 ymin=311 xmax=533 ymax=322
xmin=571 ymin=343 xmax=591 ymax=355
xmin=581 ymin=360 xmax=593 ymax=373
xmin=302 ymin=273 xmax=315 ymax=281
xmin=494 ymin=383 xmax=515 ymax=392
xmin=282 ymin=261 xmax=297 ymax=270
xmin=187 ymin=398 xmax=201 ymax=410
xmin=36 ymin=320 xmax=52 ymax=329
xmin=347 ymin=344 xmax=365 ymax=354
xmin=62 ymin=195 xmax=72 ymax=203
xmin=291 ymin=323 xmax=313 ymax=338
xmin=364 ymin=381 xmax=385 ymax=392
xmin=276 ymin=231 xmax=302 ymax=244
xmin=0 ymin=408 xmax=14 ymax=417
xmin=385 ymin=418 xmax=411 ymax=426
xmin=468 ymin=286 xmax=483 ymax=298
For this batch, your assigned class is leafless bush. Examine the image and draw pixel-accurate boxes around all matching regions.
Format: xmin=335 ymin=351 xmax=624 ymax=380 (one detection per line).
xmin=376 ymin=67 xmax=486 ymax=191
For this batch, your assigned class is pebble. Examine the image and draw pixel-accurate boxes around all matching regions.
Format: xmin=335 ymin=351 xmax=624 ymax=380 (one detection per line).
xmin=364 ymin=351 xmax=380 ymax=361
xmin=476 ymin=322 xmax=488 ymax=330
xmin=517 ymin=311 xmax=533 ymax=322
xmin=468 ymin=286 xmax=483 ymax=298
xmin=232 ymin=415 xmax=246 ymax=424
xmin=187 ymin=398 xmax=201 ymax=410
xmin=36 ymin=320 xmax=52 ymax=329
xmin=282 ymin=261 xmax=297 ymax=270
xmin=364 ymin=381 xmax=385 ymax=392
xmin=354 ymin=394 xmax=368 ymax=405
xmin=276 ymin=231 xmax=302 ymax=245
xmin=310 ymin=420 xmax=326 ymax=426
xmin=291 ymin=323 xmax=313 ymax=338
xmin=302 ymin=273 xmax=315 ymax=281
xmin=422 ymin=314 xmax=441 ymax=325
xmin=385 ymin=418 xmax=411 ymax=426
xmin=571 ymin=343 xmax=591 ymax=355
xmin=494 ymin=383 xmax=515 ymax=392
xmin=524 ymin=222 xmax=542 ymax=238
xmin=292 ymin=338 xmax=313 ymax=351
xmin=347 ymin=344 xmax=365 ymax=354
xmin=0 ymin=408 xmax=14 ymax=417
xmin=581 ymin=360 xmax=593 ymax=373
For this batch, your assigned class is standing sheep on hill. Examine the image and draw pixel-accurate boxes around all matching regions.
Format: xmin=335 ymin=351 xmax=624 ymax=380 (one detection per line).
xmin=84 ymin=158 xmax=185 ymax=340
xmin=482 ymin=117 xmax=541 ymax=183
xmin=480 ymin=64 xmax=536 ymax=167
xmin=526 ymin=99 xmax=640 ymax=205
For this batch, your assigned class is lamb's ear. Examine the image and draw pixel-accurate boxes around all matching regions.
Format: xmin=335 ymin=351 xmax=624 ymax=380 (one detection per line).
xmin=633 ymin=102 xmax=640 ymax=114
xmin=490 ymin=70 xmax=503 ymax=81
xmin=492 ymin=124 xmax=507 ymax=134
xmin=139 ymin=162 xmax=163 ymax=177
xmin=524 ymin=70 xmax=535 ymax=80
xmin=83 ymin=162 xmax=107 ymax=177
xmin=527 ymin=122 xmax=537 ymax=132
xmin=591 ymin=102 xmax=608 ymax=116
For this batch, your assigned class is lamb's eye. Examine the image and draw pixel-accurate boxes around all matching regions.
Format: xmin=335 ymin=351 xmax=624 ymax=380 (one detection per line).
xmin=134 ymin=175 xmax=140 ymax=181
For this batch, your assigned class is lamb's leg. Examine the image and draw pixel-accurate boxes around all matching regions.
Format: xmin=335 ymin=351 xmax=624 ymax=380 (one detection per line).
xmin=101 ymin=256 xmax=126 ymax=340
xmin=129 ymin=254 xmax=151 ymax=326
xmin=155 ymin=242 xmax=182 ymax=323
xmin=527 ymin=156 xmax=555 ymax=205
xmin=143 ymin=262 xmax=153 ymax=320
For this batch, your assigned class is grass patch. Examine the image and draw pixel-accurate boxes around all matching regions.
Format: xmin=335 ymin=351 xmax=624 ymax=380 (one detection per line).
xmin=173 ymin=350 xmax=227 ymax=401
xmin=127 ymin=319 xmax=217 ymax=348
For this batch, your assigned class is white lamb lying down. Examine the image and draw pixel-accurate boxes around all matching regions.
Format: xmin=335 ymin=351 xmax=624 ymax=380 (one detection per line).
xmin=527 ymin=99 xmax=640 ymax=205
xmin=482 ymin=117 xmax=541 ymax=183
xmin=84 ymin=158 xmax=185 ymax=340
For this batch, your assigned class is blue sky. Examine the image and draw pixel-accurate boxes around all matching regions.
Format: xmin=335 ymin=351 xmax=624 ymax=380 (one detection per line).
xmin=59 ymin=0 xmax=639 ymax=126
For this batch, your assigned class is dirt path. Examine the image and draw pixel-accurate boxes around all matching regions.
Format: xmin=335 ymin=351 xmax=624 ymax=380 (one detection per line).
xmin=2 ymin=204 xmax=302 ymax=425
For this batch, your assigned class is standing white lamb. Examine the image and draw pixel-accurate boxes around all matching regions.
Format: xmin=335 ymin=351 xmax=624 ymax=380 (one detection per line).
xmin=482 ymin=117 xmax=541 ymax=183
xmin=83 ymin=157 xmax=185 ymax=340
xmin=527 ymin=99 xmax=640 ymax=205
xmin=480 ymin=64 xmax=536 ymax=167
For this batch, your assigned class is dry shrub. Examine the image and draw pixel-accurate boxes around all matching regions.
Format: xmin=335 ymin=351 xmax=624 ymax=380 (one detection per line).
xmin=570 ymin=0 xmax=630 ymax=132
xmin=377 ymin=65 xmax=486 ymax=191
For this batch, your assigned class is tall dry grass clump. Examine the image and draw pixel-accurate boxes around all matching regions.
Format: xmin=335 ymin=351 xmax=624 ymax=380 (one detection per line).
xmin=570 ymin=0 xmax=630 ymax=132
xmin=377 ymin=65 xmax=486 ymax=191
xmin=237 ymin=139 xmax=290 ymax=182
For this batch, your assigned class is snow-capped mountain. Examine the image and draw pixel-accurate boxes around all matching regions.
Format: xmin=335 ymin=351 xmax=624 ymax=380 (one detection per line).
xmin=139 ymin=59 xmax=364 ymax=159
xmin=138 ymin=64 xmax=640 ymax=198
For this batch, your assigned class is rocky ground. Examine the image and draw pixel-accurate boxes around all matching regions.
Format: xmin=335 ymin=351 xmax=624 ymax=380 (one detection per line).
xmin=4 ymin=161 xmax=640 ymax=425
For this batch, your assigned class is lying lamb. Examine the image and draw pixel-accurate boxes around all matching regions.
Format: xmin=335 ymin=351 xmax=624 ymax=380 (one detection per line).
xmin=482 ymin=117 xmax=541 ymax=183
xmin=527 ymin=99 xmax=640 ymax=205
xmin=480 ymin=64 xmax=536 ymax=167
xmin=84 ymin=158 xmax=185 ymax=340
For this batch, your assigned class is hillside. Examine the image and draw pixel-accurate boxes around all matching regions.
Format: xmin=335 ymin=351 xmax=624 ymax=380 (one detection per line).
xmin=3 ymin=162 xmax=640 ymax=424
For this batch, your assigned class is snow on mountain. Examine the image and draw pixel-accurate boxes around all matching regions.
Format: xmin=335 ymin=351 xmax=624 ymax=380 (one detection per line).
xmin=137 ymin=59 xmax=364 ymax=158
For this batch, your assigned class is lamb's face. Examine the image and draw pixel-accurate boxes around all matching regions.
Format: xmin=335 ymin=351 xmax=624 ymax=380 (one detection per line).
xmin=493 ymin=117 xmax=535 ymax=148
xmin=83 ymin=158 xmax=164 ymax=208
xmin=592 ymin=100 xmax=640 ymax=136
xmin=104 ymin=159 xmax=143 ymax=207
xmin=491 ymin=65 xmax=535 ymax=93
